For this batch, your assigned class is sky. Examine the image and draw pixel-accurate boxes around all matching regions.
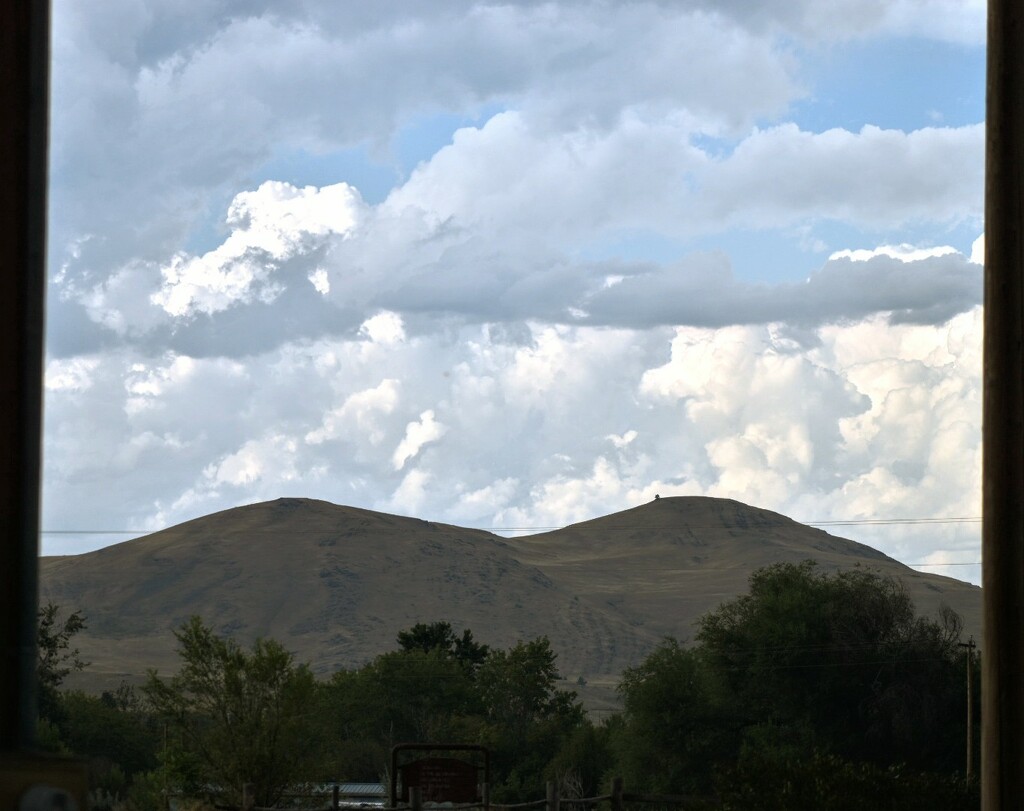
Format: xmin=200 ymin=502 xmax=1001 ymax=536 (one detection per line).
xmin=43 ymin=0 xmax=986 ymax=585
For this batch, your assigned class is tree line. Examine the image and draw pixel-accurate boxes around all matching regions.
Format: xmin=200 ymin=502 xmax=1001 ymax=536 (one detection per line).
xmin=38 ymin=561 xmax=979 ymax=810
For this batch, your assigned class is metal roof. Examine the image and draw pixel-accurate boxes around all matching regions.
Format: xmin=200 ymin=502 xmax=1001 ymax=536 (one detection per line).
xmin=339 ymin=784 xmax=386 ymax=796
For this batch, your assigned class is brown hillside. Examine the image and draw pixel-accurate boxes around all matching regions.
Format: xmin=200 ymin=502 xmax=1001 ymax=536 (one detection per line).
xmin=506 ymin=496 xmax=981 ymax=649
xmin=39 ymin=496 xmax=981 ymax=706
xmin=39 ymin=497 xmax=658 ymax=693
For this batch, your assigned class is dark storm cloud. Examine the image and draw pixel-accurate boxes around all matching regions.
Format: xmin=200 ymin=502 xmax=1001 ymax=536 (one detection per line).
xmin=581 ymin=251 xmax=981 ymax=329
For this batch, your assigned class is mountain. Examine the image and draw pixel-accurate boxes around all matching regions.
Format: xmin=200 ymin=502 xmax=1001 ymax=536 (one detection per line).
xmin=39 ymin=496 xmax=981 ymax=706
xmin=506 ymin=498 xmax=980 ymax=663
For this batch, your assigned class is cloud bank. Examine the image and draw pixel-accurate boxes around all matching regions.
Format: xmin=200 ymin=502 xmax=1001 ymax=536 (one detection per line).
xmin=44 ymin=0 xmax=985 ymax=585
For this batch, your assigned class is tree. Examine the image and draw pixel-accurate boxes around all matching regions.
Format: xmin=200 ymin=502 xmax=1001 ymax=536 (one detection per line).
xmin=59 ymin=689 xmax=160 ymax=791
xmin=695 ymin=561 xmax=967 ymax=771
xmin=479 ymin=637 xmax=578 ymax=729
xmin=326 ymin=627 xmax=585 ymax=798
xmin=546 ymin=720 xmax=616 ymax=801
xmin=320 ymin=620 xmax=493 ymax=779
xmin=37 ymin=602 xmax=88 ymax=723
xmin=144 ymin=617 xmax=317 ymax=807
xmin=615 ymin=561 xmax=973 ymax=801
xmin=323 ymin=648 xmax=479 ymax=778
xmin=477 ymin=637 xmax=584 ymax=799
xmin=396 ymin=621 xmax=490 ymax=671
xmin=615 ymin=640 xmax=733 ymax=794
xmin=716 ymin=752 xmax=978 ymax=811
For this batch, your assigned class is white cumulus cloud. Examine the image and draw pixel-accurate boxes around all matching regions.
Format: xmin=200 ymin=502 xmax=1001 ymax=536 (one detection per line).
xmin=392 ymin=410 xmax=447 ymax=471
xmin=151 ymin=181 xmax=361 ymax=318
xmin=42 ymin=1 xmax=985 ymax=585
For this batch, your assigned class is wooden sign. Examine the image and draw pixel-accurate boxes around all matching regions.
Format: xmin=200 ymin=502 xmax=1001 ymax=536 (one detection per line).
xmin=400 ymin=756 xmax=478 ymax=803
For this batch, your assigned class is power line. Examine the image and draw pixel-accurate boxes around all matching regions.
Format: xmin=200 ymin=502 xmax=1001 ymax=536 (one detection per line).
xmin=494 ymin=518 xmax=983 ymax=531
xmin=39 ymin=515 xmax=984 ymax=534
xmin=41 ymin=530 xmax=155 ymax=535
xmin=806 ymin=517 xmax=981 ymax=527
xmin=38 ymin=521 xmax=984 ymax=568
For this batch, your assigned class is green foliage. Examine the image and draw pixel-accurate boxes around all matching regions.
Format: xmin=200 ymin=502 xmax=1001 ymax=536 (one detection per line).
xmin=321 ymin=648 xmax=480 ymax=779
xmin=546 ymin=721 xmax=616 ymax=800
xmin=478 ymin=637 xmax=584 ymax=800
xmin=34 ymin=574 xmax=977 ymax=810
xmin=396 ymin=621 xmax=490 ymax=671
xmin=33 ymin=603 xmax=160 ymax=795
xmin=615 ymin=640 xmax=733 ymax=794
xmin=144 ymin=616 xmax=317 ymax=807
xmin=35 ymin=717 xmax=68 ymax=754
xmin=479 ymin=638 xmax=572 ymax=726
xmin=34 ymin=600 xmax=161 ymax=801
xmin=60 ymin=689 xmax=160 ymax=785
xmin=318 ymin=625 xmax=584 ymax=798
xmin=37 ymin=602 xmax=88 ymax=722
xmin=715 ymin=752 xmax=979 ymax=811
xmin=31 ymin=611 xmax=593 ymax=806
xmin=99 ymin=681 xmax=146 ymax=714
xmin=615 ymin=562 xmax=975 ymax=801
xmin=121 ymin=769 xmax=171 ymax=811
xmin=696 ymin=561 xmax=966 ymax=771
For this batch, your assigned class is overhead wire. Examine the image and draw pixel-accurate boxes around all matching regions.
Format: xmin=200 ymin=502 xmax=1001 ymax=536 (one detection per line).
xmin=38 ymin=516 xmax=984 ymax=568
xmin=39 ymin=515 xmax=984 ymax=534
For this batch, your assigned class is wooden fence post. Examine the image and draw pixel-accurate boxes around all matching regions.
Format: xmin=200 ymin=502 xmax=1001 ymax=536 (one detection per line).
xmin=546 ymin=781 xmax=559 ymax=811
xmin=242 ymin=782 xmax=255 ymax=811
xmin=481 ymin=782 xmax=490 ymax=811
xmin=333 ymin=784 xmax=340 ymax=811
xmin=410 ymin=786 xmax=422 ymax=811
xmin=610 ymin=777 xmax=623 ymax=811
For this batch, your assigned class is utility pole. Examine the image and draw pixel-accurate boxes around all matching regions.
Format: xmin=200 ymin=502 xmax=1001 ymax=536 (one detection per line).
xmin=960 ymin=637 xmax=977 ymax=782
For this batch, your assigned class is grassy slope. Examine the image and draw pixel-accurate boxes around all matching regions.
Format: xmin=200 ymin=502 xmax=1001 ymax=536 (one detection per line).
xmin=41 ymin=496 xmax=981 ymax=706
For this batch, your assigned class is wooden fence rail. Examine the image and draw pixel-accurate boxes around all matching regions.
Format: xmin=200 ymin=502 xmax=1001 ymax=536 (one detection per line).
xmin=212 ymin=777 xmax=712 ymax=811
